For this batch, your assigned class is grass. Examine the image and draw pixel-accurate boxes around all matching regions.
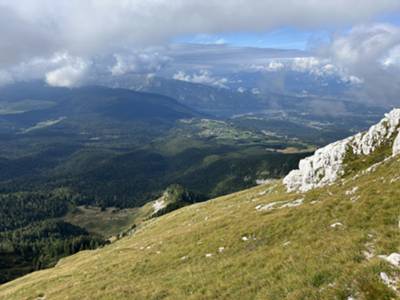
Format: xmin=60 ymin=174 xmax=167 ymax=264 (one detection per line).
xmin=343 ymin=136 xmax=395 ymax=177
xmin=64 ymin=200 xmax=160 ymax=239
xmin=63 ymin=206 xmax=141 ymax=238
xmin=1 ymin=155 xmax=400 ymax=299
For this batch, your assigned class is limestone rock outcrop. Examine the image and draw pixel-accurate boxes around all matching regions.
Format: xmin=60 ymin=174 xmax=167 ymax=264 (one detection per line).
xmin=284 ymin=109 xmax=400 ymax=192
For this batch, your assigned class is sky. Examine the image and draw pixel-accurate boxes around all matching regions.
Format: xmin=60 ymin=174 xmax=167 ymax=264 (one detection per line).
xmin=0 ymin=0 xmax=400 ymax=104
xmin=176 ymin=12 xmax=400 ymax=50
xmin=175 ymin=29 xmax=322 ymax=50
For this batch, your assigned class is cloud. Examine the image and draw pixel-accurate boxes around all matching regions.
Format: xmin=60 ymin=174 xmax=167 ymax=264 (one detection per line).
xmin=45 ymin=65 xmax=86 ymax=87
xmin=266 ymin=61 xmax=285 ymax=71
xmin=173 ymin=70 xmax=229 ymax=88
xmin=320 ymin=23 xmax=400 ymax=103
xmin=248 ymin=61 xmax=285 ymax=72
xmin=0 ymin=52 xmax=92 ymax=86
xmin=382 ymin=45 xmax=400 ymax=67
xmin=110 ymin=52 xmax=171 ymax=76
xmin=173 ymin=27 xmax=400 ymax=105
xmin=0 ymin=4 xmax=60 ymax=67
xmin=326 ymin=24 xmax=400 ymax=68
xmin=291 ymin=57 xmax=324 ymax=73
xmin=0 ymin=70 xmax=13 ymax=86
xmin=0 ymin=1 xmax=398 ymax=101
xmin=245 ymin=56 xmax=363 ymax=85
xmin=45 ymin=54 xmax=89 ymax=87
xmin=214 ymin=39 xmax=227 ymax=45
xmin=290 ymin=57 xmax=364 ymax=83
xmin=0 ymin=0 xmax=398 ymax=67
xmin=189 ymin=34 xmax=228 ymax=45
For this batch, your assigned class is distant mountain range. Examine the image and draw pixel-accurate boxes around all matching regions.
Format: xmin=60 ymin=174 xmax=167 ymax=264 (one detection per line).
xmin=0 ymin=81 xmax=199 ymax=132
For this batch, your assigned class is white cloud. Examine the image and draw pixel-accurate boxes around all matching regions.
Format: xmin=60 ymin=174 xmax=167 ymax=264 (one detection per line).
xmin=266 ymin=61 xmax=284 ymax=71
xmin=237 ymin=87 xmax=246 ymax=93
xmin=382 ymin=45 xmax=400 ymax=67
xmin=110 ymin=52 xmax=171 ymax=76
xmin=247 ymin=61 xmax=284 ymax=72
xmin=45 ymin=54 xmax=89 ymax=87
xmin=246 ymin=57 xmax=362 ymax=84
xmin=327 ymin=24 xmax=400 ymax=68
xmin=249 ymin=61 xmax=285 ymax=72
xmin=291 ymin=57 xmax=322 ymax=73
xmin=0 ymin=0 xmax=398 ymax=67
xmin=0 ymin=1 xmax=397 ymax=103
xmin=318 ymin=23 xmax=400 ymax=103
xmin=0 ymin=52 xmax=93 ymax=87
xmin=45 ymin=65 xmax=85 ymax=87
xmin=173 ymin=70 xmax=229 ymax=88
xmin=289 ymin=57 xmax=359 ymax=81
xmin=214 ymin=39 xmax=227 ymax=45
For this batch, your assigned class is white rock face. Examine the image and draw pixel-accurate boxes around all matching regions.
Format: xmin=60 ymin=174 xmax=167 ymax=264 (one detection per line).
xmin=380 ymin=272 xmax=399 ymax=291
xmin=283 ymin=138 xmax=351 ymax=192
xmin=352 ymin=108 xmax=400 ymax=155
xmin=284 ymin=108 xmax=400 ymax=192
xmin=379 ymin=252 xmax=400 ymax=267
xmin=330 ymin=222 xmax=343 ymax=228
xmin=152 ymin=199 xmax=166 ymax=214
xmin=393 ymin=132 xmax=400 ymax=156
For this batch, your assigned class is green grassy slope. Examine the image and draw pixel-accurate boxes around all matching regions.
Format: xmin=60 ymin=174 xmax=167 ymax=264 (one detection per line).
xmin=63 ymin=206 xmax=141 ymax=238
xmin=1 ymin=155 xmax=400 ymax=299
